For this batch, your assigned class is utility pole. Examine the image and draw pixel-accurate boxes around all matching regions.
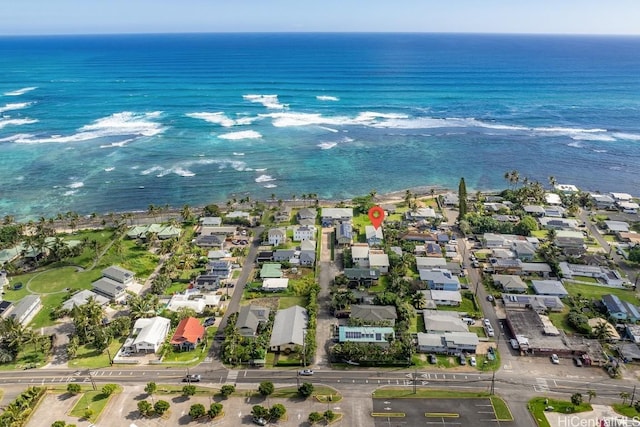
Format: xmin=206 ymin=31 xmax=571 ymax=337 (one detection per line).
xmin=413 ymin=367 xmax=417 ymax=394
xmin=631 ymin=385 xmax=636 ymax=407
xmin=88 ymin=371 xmax=97 ymax=391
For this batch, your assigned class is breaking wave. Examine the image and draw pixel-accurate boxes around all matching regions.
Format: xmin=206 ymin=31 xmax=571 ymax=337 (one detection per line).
xmin=218 ymin=130 xmax=262 ymax=140
xmin=255 ymin=174 xmax=275 ymax=183
xmin=0 ymin=102 xmax=33 ymax=114
xmin=243 ymin=94 xmax=287 ymax=109
xmin=316 ymin=95 xmax=339 ymax=101
xmin=3 ymin=87 xmax=37 ymax=96
xmin=0 ymin=118 xmax=38 ymax=130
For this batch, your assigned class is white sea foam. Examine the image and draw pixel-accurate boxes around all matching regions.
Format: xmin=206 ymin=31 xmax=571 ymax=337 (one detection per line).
xmin=254 ymin=168 xmax=267 ymax=172
xmin=319 ymin=126 xmax=339 ymax=133
xmin=613 ymin=132 xmax=640 ymax=141
xmin=567 ymin=141 xmax=583 ymax=148
xmin=0 ymin=133 xmax=34 ymax=143
xmin=63 ymin=190 xmax=78 ymax=196
xmin=67 ymin=181 xmax=84 ymax=189
xmin=263 ymin=184 xmax=277 ymax=188
xmin=316 ymin=95 xmax=340 ymax=101
xmin=0 ymin=118 xmax=38 ymax=130
xmin=570 ymin=134 xmax=616 ymax=142
xmin=3 ymin=87 xmax=37 ymax=96
xmin=141 ymin=166 xmax=164 ymax=175
xmin=243 ymin=94 xmax=287 ymax=109
xmin=104 ymin=167 xmax=115 ymax=172
xmin=14 ymin=111 xmax=166 ymax=144
xmin=593 ymin=149 xmax=608 ymax=153
xmin=218 ymin=130 xmax=262 ymax=140
xmin=0 ymin=102 xmax=33 ymax=113
xmin=318 ymin=142 xmax=337 ymax=150
xmin=233 ymin=152 xmax=245 ymax=156
xmin=255 ymin=174 xmax=275 ymax=183
xmin=171 ymin=167 xmax=195 ymax=177
xmin=186 ymin=112 xmax=236 ymax=127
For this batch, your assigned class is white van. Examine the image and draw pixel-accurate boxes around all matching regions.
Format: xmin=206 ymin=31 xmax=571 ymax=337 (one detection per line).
xmin=461 ymin=317 xmax=475 ymax=325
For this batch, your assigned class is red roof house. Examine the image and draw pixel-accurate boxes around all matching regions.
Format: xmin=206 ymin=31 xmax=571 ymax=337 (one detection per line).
xmin=170 ymin=317 xmax=205 ymax=351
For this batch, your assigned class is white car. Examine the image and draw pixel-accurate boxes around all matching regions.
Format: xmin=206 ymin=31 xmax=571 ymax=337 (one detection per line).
xmin=486 ymin=328 xmax=495 ymax=337
xmin=470 ymin=356 xmax=476 ymax=367
xmin=483 ymin=318 xmax=491 ymax=327
xmin=551 ymin=354 xmax=560 ymax=364
xmin=510 ymin=339 xmax=519 ymax=350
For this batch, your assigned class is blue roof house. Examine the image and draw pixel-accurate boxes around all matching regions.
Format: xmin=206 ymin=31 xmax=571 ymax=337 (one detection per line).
xmin=602 ymin=294 xmax=640 ymax=322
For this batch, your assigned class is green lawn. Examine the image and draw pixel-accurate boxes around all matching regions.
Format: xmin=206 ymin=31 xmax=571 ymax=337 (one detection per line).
xmin=69 ymin=386 xmax=121 ymax=422
xmin=410 ymin=314 xmax=425 ymax=333
xmin=28 ymin=266 xmax=98 ymax=293
xmin=271 ymin=385 xmax=341 ymax=400
xmin=612 ymin=403 xmax=640 ymax=418
xmin=568 ymin=275 xmax=599 ymax=284
xmin=0 ymin=344 xmax=47 ymax=371
xmin=564 ymin=282 xmax=640 ymax=305
xmin=373 ymin=388 xmax=492 ymax=399
xmin=528 ymin=397 xmax=592 ymax=427
xmin=161 ymin=329 xmax=216 ymax=366
xmin=547 ymin=308 xmax=573 ymax=333
xmin=278 ymin=296 xmax=306 ymax=309
xmin=68 ymin=339 xmax=124 ymax=369
xmin=491 ymin=396 xmax=513 ymax=421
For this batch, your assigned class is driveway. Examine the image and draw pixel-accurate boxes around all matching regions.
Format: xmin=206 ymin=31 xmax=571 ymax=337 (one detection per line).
xmin=314 ymin=228 xmax=340 ymax=368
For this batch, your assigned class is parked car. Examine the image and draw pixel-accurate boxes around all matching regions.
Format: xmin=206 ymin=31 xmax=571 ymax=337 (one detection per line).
xmin=459 ymin=354 xmax=466 ymax=365
xmin=470 ymin=356 xmax=477 ymax=367
xmin=486 ymin=328 xmax=495 ymax=337
xmin=510 ymin=339 xmax=519 ymax=350
xmin=252 ymin=416 xmax=268 ymax=426
xmin=483 ymin=318 xmax=491 ymax=327
xmin=299 ymin=369 xmax=314 ymax=376
xmin=203 ymin=317 xmax=215 ymax=327
xmin=183 ymin=374 xmax=201 ymax=382
xmin=486 ymin=295 xmax=494 ymax=302
xmin=573 ymin=357 xmax=583 ymax=367
xmin=429 ymin=354 xmax=437 ymax=364
xmin=472 ymin=260 xmax=480 ymax=268
xmin=550 ymin=354 xmax=560 ymax=365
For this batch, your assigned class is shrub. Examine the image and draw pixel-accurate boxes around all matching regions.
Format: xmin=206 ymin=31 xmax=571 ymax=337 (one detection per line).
xmin=308 ymin=411 xmax=323 ymax=424
xmin=252 ymin=405 xmax=269 ymax=419
xmin=189 ymin=403 xmax=207 ymax=419
xmin=270 ymin=403 xmax=286 ymax=421
xmin=324 ymin=409 xmax=336 ymax=422
xmin=298 ymin=382 xmax=314 ymax=398
xmin=182 ymin=385 xmax=197 ymax=397
xmin=144 ymin=382 xmax=157 ymax=395
xmin=154 ymin=400 xmax=170 ymax=416
xmin=66 ymin=383 xmax=82 ymax=395
xmin=101 ymin=384 xmax=117 ymax=396
xmin=137 ymin=400 xmax=153 ymax=417
xmin=208 ymin=402 xmax=223 ymax=418
xmin=220 ymin=384 xmax=235 ymax=398
xmin=258 ymin=381 xmax=274 ymax=397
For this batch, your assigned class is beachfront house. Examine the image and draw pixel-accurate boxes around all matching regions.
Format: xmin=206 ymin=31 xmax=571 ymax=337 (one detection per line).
xmin=336 ymin=222 xmax=353 ymax=245
xmin=297 ymin=208 xmax=317 ymax=226
xmin=365 ymin=225 xmax=383 ymax=246
xmin=321 ymin=208 xmax=353 ymax=227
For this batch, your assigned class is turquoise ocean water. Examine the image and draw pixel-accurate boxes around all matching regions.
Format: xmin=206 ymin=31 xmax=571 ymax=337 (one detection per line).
xmin=1 ymin=33 xmax=639 ymax=219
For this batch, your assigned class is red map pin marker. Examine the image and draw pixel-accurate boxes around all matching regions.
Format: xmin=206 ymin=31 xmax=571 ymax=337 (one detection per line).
xmin=368 ymin=205 xmax=385 ymax=230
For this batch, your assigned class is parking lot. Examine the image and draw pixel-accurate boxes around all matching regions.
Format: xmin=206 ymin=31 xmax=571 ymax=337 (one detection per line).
xmin=372 ymin=397 xmax=507 ymax=427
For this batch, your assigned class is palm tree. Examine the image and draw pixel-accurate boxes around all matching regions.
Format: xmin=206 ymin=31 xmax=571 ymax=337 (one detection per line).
xmin=180 ymin=205 xmax=194 ymax=223
xmin=587 ymin=389 xmax=596 ymax=403
xmin=548 ymin=176 xmax=557 ymax=189
xmin=620 ymin=391 xmax=630 ymax=406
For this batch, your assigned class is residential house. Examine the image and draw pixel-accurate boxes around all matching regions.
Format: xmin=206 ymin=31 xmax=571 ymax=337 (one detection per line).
xmin=293 ymin=225 xmax=316 ymax=241
xmin=336 ymin=222 xmax=353 ymax=245
xmin=209 ymin=260 xmax=232 ymax=280
xmin=492 ymin=275 xmax=528 ymax=293
xmin=260 ymin=263 xmax=283 ymax=279
xmin=226 ymin=211 xmax=251 ymax=220
xmin=166 ymin=291 xmax=221 ymax=314
xmin=602 ymin=295 xmax=640 ymax=322
xmin=194 ymin=274 xmax=221 ymax=291
xmin=170 ymin=317 xmax=206 ymax=351
xmin=2 ymin=295 xmax=41 ymax=325
xmin=512 ymin=241 xmax=536 ymax=261
xmin=555 ymin=184 xmax=579 ymax=193
xmin=626 ymin=324 xmax=640 ymax=344
xmin=207 ymin=249 xmax=230 ymax=260
xmin=618 ymin=201 xmax=639 ymax=214
xmin=416 ymin=257 xmax=447 ymax=269
xmin=604 ymin=221 xmax=630 ymax=234
xmin=402 ymin=232 xmax=437 ymax=243
xmin=268 ymin=228 xmax=287 ymax=246
xmin=61 ymin=290 xmax=109 ymax=312
xmin=273 ymin=249 xmax=297 ymax=264
xmin=425 ymin=243 xmax=443 ymax=257
xmin=123 ymin=316 xmax=171 ymax=353
xmin=321 ymin=208 xmax=353 ymax=227
xmin=200 ymin=217 xmax=222 ymax=227
xmin=531 ymin=280 xmax=568 ymax=298
xmin=592 ymin=194 xmax=616 ymax=210
xmin=419 ymin=269 xmax=460 ymax=291
xmin=501 ymin=294 xmax=564 ymax=312
xmin=262 ymin=278 xmax=289 ymax=292
xmin=344 ymin=268 xmax=380 ymax=287
xmin=350 ymin=305 xmax=397 ymax=326
xmin=559 ymin=262 xmax=625 ymax=287
xmin=544 ymin=206 xmax=566 ymax=218
xmin=423 ymin=311 xmax=469 ymax=333
xmin=269 ymin=305 xmax=308 ymax=353
xmin=520 ymin=262 xmax=553 ymax=278
xmin=523 ymin=205 xmax=546 ymax=217
xmin=405 ymin=207 xmax=437 ymax=221
xmin=274 ymin=206 xmax=292 ymax=223
xmin=351 ymin=244 xmax=370 ymax=268
xmin=421 ymin=290 xmax=462 ymax=306
xmin=237 ymin=305 xmax=271 ymax=337
xmin=338 ymin=326 xmax=394 ymax=346
xmin=539 ymin=217 xmax=578 ymax=230
xmin=417 ymin=331 xmax=481 ymax=354
xmin=299 ymin=250 xmax=315 ymax=267
xmin=103 ymin=266 xmax=135 ymax=286
xmin=92 ymin=277 xmax=128 ymax=302
xmin=368 ymin=251 xmax=389 ymax=274
xmin=194 ymin=234 xmax=226 ymax=248
xmin=297 ymin=208 xmax=317 ymax=226
xmin=442 ymin=193 xmax=459 ymax=207
xmin=611 ymin=192 xmax=634 ymax=203
xmin=299 ymin=239 xmax=316 ymax=252
xmin=554 ymin=230 xmax=585 ymax=253
xmin=545 ymin=193 xmax=562 ymax=205
xmin=365 ymin=226 xmax=383 ymax=246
